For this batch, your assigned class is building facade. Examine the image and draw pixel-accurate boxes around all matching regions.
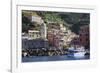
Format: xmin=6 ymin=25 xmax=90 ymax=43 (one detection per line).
xmin=79 ymin=25 xmax=89 ymax=49
xmin=28 ymin=30 xmax=40 ymax=39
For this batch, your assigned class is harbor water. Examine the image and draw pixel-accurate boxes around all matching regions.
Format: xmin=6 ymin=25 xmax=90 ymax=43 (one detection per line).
xmin=22 ymin=55 xmax=90 ymax=62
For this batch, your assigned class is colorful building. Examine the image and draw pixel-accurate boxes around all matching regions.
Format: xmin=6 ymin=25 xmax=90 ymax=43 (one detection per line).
xmin=28 ymin=30 xmax=40 ymax=39
xmin=79 ymin=25 xmax=89 ymax=49
xmin=47 ymin=31 xmax=55 ymax=46
xmin=71 ymin=36 xmax=80 ymax=45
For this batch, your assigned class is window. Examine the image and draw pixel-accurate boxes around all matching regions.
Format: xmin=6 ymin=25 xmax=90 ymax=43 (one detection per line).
xmin=80 ymin=39 xmax=82 ymax=42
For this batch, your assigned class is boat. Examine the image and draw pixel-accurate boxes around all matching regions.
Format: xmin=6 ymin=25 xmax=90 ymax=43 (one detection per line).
xmin=68 ymin=46 xmax=86 ymax=58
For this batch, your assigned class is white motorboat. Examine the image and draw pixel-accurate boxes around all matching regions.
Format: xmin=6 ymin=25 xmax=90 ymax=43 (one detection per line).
xmin=68 ymin=46 xmax=86 ymax=58
xmin=74 ymin=51 xmax=86 ymax=58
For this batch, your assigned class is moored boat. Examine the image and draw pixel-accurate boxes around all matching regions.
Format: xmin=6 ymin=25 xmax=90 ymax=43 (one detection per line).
xmin=68 ymin=46 xmax=86 ymax=58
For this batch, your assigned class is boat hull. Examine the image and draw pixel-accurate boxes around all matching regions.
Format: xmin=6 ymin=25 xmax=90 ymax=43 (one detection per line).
xmin=74 ymin=52 xmax=86 ymax=58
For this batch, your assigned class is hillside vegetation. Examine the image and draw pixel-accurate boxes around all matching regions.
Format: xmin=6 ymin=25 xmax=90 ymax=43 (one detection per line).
xmin=22 ymin=10 xmax=90 ymax=34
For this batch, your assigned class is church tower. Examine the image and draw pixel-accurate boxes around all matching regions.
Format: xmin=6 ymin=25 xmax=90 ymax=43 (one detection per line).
xmin=40 ymin=21 xmax=47 ymax=40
